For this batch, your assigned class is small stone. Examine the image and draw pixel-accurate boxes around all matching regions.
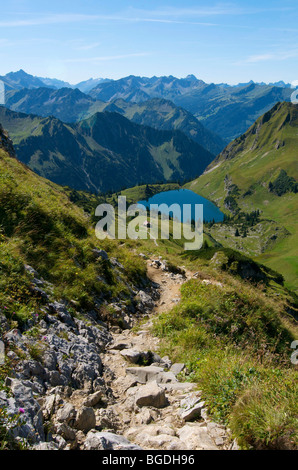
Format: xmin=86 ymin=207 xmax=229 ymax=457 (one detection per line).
xmin=55 ymin=422 xmax=77 ymax=441
xmin=83 ymin=431 xmax=142 ymax=450
xmin=56 ymin=403 xmax=76 ymax=425
xmin=126 ymin=366 xmax=164 ymax=383
xmin=109 ymin=341 xmax=131 ymax=351
xmin=180 ymin=393 xmax=202 ymax=410
xmin=161 ymin=356 xmax=172 ymax=368
xmin=120 ymin=349 xmax=141 ymax=364
xmin=74 ymin=406 xmax=96 ymax=432
xmin=135 ymin=380 xmax=168 ymax=408
xmin=180 ymin=401 xmax=205 ymax=422
xmin=215 ymin=437 xmax=225 ymax=446
xmin=82 ymin=391 xmax=103 ymax=408
xmin=170 ymin=363 xmax=185 ymax=375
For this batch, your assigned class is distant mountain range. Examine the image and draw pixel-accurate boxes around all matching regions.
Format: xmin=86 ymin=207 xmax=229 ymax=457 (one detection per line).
xmin=0 ymin=70 xmax=294 ymax=142
xmin=216 ymin=80 xmax=292 ymax=89
xmin=5 ymin=88 xmax=225 ymax=155
xmin=89 ymin=75 xmax=293 ymax=141
xmin=0 ymin=106 xmax=214 ymax=193
xmin=0 ymin=69 xmax=108 ymax=93
xmin=5 ymin=87 xmax=102 ymax=123
xmin=0 ymin=70 xmax=51 ymax=91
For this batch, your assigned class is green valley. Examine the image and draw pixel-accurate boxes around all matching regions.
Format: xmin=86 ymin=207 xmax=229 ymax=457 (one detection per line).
xmin=186 ymin=102 xmax=298 ymax=293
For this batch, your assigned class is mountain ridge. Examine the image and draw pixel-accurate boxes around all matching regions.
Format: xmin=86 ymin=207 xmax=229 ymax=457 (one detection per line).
xmin=0 ymin=106 xmax=214 ymax=193
xmin=1 ymin=70 xmax=294 ymax=142
xmin=5 ymin=88 xmax=225 ymax=155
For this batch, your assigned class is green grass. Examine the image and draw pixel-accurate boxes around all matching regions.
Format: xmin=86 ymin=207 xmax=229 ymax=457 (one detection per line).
xmin=1 ymin=122 xmax=297 ymax=450
xmin=185 ymin=102 xmax=298 ymax=293
xmin=0 ymin=146 xmax=147 ymax=330
xmin=110 ymin=182 xmax=181 ymax=205
xmin=152 ymin=273 xmax=298 ymax=449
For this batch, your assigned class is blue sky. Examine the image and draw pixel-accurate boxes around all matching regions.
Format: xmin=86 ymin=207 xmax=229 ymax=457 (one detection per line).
xmin=0 ymin=0 xmax=298 ymax=84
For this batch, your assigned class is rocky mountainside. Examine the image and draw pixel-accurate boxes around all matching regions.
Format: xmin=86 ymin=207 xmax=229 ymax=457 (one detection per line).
xmin=1 ymin=69 xmax=108 ymax=93
xmin=0 ymin=123 xmax=15 ymax=157
xmin=0 ymin=70 xmax=49 ymax=92
xmin=0 ymin=106 xmax=214 ymax=193
xmin=0 ymin=256 xmax=233 ymax=451
xmin=0 ymin=131 xmax=232 ymax=450
xmin=88 ymin=75 xmax=207 ymax=102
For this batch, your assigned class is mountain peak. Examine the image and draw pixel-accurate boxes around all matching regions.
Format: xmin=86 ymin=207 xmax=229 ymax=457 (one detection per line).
xmin=185 ymin=74 xmax=197 ymax=81
xmin=7 ymin=69 xmax=31 ymax=78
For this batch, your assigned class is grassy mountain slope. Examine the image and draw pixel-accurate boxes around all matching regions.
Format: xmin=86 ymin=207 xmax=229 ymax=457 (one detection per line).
xmin=0 ymin=124 xmax=297 ymax=450
xmin=5 ymin=89 xmax=224 ymax=155
xmin=98 ymin=98 xmax=226 ymax=155
xmin=186 ymin=102 xmax=298 ymax=292
xmin=0 ymin=124 xmax=147 ymax=320
xmin=0 ymin=106 xmax=214 ymax=193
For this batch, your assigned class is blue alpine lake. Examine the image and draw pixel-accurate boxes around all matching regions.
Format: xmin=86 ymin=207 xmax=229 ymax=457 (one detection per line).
xmin=138 ymin=189 xmax=224 ymax=223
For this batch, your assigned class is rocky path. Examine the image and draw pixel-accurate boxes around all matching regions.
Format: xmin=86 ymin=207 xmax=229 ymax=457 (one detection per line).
xmin=1 ymin=256 xmax=235 ymax=451
xmin=98 ymin=260 xmax=232 ymax=451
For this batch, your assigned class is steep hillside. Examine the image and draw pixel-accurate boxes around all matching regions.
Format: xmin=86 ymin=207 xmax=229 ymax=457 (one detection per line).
xmin=186 ymin=102 xmax=298 ymax=292
xmin=99 ymin=98 xmax=226 ymax=155
xmin=0 ymin=107 xmax=214 ymax=193
xmin=0 ymin=123 xmax=148 ymax=317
